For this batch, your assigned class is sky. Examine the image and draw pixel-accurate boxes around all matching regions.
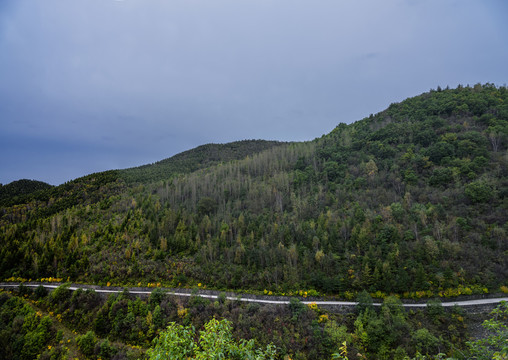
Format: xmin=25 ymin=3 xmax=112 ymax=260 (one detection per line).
xmin=1 ymin=0 xmax=507 ymax=185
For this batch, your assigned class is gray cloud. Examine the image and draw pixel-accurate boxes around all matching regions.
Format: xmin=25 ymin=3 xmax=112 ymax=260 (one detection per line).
xmin=1 ymin=0 xmax=507 ymax=184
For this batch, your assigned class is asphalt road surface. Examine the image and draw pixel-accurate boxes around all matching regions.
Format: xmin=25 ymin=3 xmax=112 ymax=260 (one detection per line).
xmin=1 ymin=282 xmax=507 ymax=308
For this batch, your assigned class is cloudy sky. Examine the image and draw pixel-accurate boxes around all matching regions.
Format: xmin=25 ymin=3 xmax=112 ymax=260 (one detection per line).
xmin=1 ymin=0 xmax=507 ymax=185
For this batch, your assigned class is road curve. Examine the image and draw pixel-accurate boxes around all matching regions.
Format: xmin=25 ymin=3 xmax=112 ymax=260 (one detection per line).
xmin=1 ymin=283 xmax=507 ymax=308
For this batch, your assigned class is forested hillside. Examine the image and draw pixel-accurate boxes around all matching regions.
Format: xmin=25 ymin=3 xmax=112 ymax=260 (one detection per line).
xmin=119 ymin=140 xmax=286 ymax=184
xmin=1 ymin=84 xmax=507 ymax=297
xmin=0 ymin=179 xmax=53 ymax=206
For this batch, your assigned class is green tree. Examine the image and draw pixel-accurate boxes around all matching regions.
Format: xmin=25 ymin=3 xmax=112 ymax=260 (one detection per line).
xmin=198 ymin=197 xmax=218 ymax=215
xmin=412 ymin=328 xmax=440 ymax=355
xmin=356 ymin=290 xmax=373 ymax=314
xmin=149 ymin=288 xmax=167 ymax=309
xmin=147 ymin=318 xmax=276 ymax=360
xmin=465 ymin=180 xmax=492 ymax=203
xmin=467 ymin=301 xmax=508 ymax=360
xmin=77 ymin=330 xmax=97 ymax=357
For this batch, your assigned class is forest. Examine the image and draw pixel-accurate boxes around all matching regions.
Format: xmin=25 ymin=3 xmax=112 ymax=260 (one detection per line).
xmin=1 ymin=84 xmax=508 ymax=359
xmin=1 ymin=283 xmax=506 ymax=359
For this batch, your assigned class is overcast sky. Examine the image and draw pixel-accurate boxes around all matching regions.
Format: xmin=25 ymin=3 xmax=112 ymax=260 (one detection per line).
xmin=1 ymin=0 xmax=507 ymax=185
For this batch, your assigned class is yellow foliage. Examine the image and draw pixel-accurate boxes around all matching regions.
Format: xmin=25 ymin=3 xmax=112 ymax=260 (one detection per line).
xmin=177 ymin=306 xmax=188 ymax=318
xmin=307 ymin=302 xmax=318 ymax=311
xmin=372 ymin=290 xmax=386 ymax=299
xmin=344 ymin=291 xmax=355 ymax=300
xmin=318 ymin=314 xmax=329 ymax=323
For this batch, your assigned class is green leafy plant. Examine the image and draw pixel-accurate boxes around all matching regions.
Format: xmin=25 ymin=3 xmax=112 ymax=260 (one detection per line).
xmin=147 ymin=318 xmax=276 ymax=360
xmin=467 ymin=301 xmax=508 ymax=360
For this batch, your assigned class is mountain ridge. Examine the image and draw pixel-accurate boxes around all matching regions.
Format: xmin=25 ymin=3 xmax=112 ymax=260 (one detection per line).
xmin=1 ymin=83 xmax=507 ymax=298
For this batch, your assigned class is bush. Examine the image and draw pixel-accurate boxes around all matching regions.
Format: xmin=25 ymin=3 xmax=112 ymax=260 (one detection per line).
xmin=51 ymin=283 xmax=71 ymax=305
xmin=356 ymin=290 xmax=374 ymax=314
xmin=289 ymin=298 xmax=306 ymax=322
xmin=147 ymin=319 xmax=277 ymax=360
xmin=466 ymin=301 xmax=508 ymax=359
xmin=96 ymin=339 xmax=117 ymax=359
xmin=465 ymin=180 xmax=492 ymax=203
xmin=17 ymin=284 xmax=32 ymax=297
xmin=426 ymin=299 xmax=444 ymax=321
xmin=35 ymin=285 xmax=48 ymax=299
xmin=217 ymin=292 xmax=227 ymax=304
xmin=77 ymin=330 xmax=97 ymax=357
xmin=149 ymin=288 xmax=166 ymax=308
xmin=429 ymin=167 xmax=453 ymax=187
xmin=412 ymin=328 xmax=440 ymax=355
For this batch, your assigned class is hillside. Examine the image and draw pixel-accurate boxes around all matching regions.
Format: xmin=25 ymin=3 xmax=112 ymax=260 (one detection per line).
xmin=0 ymin=140 xmax=283 ymax=222
xmin=1 ymin=84 xmax=507 ymax=296
xmin=119 ymin=139 xmax=286 ymax=184
xmin=0 ymin=179 xmax=53 ymax=205
xmin=1 ymin=83 xmax=508 ymax=360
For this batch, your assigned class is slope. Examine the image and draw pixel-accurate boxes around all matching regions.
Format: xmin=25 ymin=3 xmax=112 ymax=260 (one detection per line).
xmin=0 ymin=179 xmax=53 ymax=206
xmin=0 ymin=140 xmax=284 ymax=224
xmin=1 ymin=83 xmax=507 ymax=299
xmin=119 ymin=139 xmax=286 ymax=184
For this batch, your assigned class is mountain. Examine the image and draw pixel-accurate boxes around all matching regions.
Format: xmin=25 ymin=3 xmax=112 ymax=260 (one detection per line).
xmin=0 ymin=140 xmax=284 ymax=220
xmin=119 ymin=139 xmax=286 ymax=184
xmin=1 ymin=83 xmax=507 ymax=298
xmin=0 ymin=179 xmax=53 ymax=205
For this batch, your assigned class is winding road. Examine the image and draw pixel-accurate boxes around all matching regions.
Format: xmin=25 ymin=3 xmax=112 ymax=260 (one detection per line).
xmin=1 ymin=282 xmax=507 ymax=309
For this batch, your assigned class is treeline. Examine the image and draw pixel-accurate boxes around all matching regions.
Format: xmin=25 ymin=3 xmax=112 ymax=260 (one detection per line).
xmin=119 ymin=139 xmax=286 ymax=184
xmin=0 ymin=140 xmax=284 ymax=221
xmin=0 ymin=170 xmax=123 ymax=224
xmin=0 ymin=179 xmax=53 ymax=206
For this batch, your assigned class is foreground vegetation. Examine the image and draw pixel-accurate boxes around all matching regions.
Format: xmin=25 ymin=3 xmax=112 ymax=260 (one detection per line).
xmin=3 ymin=284 xmax=507 ymax=360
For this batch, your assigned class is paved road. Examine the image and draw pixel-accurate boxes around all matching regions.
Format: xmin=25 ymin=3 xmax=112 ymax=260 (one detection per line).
xmin=1 ymin=283 xmax=507 ymax=308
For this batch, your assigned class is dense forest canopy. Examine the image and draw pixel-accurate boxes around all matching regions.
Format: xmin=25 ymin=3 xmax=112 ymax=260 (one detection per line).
xmin=119 ymin=140 xmax=286 ymax=184
xmin=0 ymin=179 xmax=53 ymax=206
xmin=1 ymin=84 xmax=507 ymax=298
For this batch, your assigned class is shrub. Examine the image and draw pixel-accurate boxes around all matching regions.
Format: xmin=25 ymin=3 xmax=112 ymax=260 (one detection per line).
xmin=147 ymin=319 xmax=277 ymax=360
xmin=96 ymin=339 xmax=117 ymax=359
xmin=149 ymin=288 xmax=166 ymax=308
xmin=466 ymin=301 xmax=508 ymax=359
xmin=412 ymin=328 xmax=440 ymax=355
xmin=426 ymin=299 xmax=444 ymax=319
xmin=51 ymin=283 xmax=71 ymax=305
xmin=217 ymin=292 xmax=227 ymax=304
xmin=465 ymin=180 xmax=492 ymax=203
xmin=429 ymin=167 xmax=453 ymax=187
xmin=77 ymin=330 xmax=97 ymax=357
xmin=356 ymin=290 xmax=373 ymax=314
xmin=35 ymin=285 xmax=48 ymax=299
xmin=289 ymin=298 xmax=306 ymax=322
xmin=17 ymin=283 xmax=32 ymax=297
